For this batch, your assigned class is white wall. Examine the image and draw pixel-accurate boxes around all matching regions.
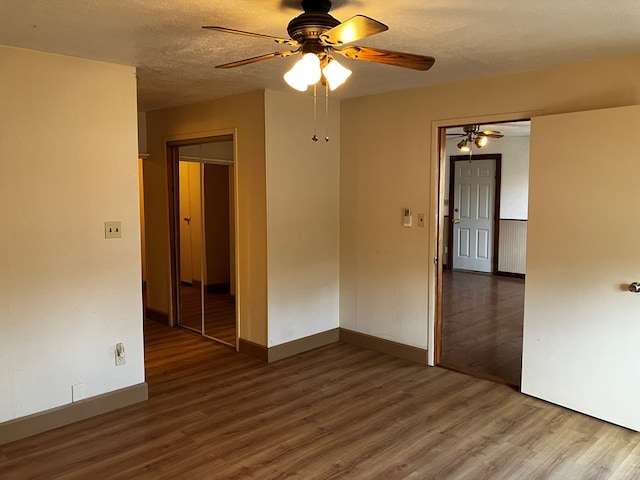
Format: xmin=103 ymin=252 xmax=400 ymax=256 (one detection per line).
xmin=444 ymin=135 xmax=530 ymax=219
xmin=0 ymin=46 xmax=143 ymax=423
xmin=497 ymin=137 xmax=530 ymax=220
xmin=265 ymin=89 xmax=340 ymax=347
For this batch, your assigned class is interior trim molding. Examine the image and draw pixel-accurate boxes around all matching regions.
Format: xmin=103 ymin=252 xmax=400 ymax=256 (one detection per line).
xmin=496 ymin=271 xmax=526 ymax=279
xmin=145 ymin=307 xmax=169 ymax=325
xmin=239 ymin=339 xmax=269 ymax=362
xmin=0 ymin=383 xmax=148 ymax=446
xmin=339 ymin=328 xmax=428 ymax=365
xmin=239 ymin=329 xmax=340 ymax=363
xmin=268 ymin=329 xmax=340 ymax=363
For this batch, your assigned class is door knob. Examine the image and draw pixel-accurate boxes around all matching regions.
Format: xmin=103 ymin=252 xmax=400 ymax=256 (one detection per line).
xmin=628 ymin=282 xmax=640 ymax=293
xmin=453 ymin=218 xmax=460 ymax=224
xmin=184 ymin=216 xmax=191 ymax=224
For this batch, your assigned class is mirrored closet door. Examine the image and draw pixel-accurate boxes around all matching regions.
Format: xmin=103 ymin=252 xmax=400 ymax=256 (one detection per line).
xmin=175 ymin=137 xmax=237 ymax=347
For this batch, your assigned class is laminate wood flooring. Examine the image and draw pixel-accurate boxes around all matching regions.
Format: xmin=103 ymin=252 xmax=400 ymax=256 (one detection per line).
xmin=441 ymin=270 xmax=524 ymax=387
xmin=179 ymin=284 xmax=236 ymax=345
xmin=2 ymin=320 xmax=639 ymax=479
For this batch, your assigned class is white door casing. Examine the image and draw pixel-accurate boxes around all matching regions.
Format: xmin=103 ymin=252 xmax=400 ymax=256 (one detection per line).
xmin=522 ymin=104 xmax=640 ymax=431
xmin=452 ymin=159 xmax=495 ymax=273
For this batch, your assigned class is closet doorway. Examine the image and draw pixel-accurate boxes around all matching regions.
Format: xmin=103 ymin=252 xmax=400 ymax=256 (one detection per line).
xmin=170 ymin=135 xmax=237 ymax=347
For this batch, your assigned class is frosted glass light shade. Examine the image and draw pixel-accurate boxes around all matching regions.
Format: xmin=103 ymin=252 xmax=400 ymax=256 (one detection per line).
xmin=284 ymin=53 xmax=322 ymax=91
xmin=322 ymin=59 xmax=352 ymax=91
xmin=474 ymin=135 xmax=488 ymax=148
xmin=283 ymin=69 xmax=309 ymax=91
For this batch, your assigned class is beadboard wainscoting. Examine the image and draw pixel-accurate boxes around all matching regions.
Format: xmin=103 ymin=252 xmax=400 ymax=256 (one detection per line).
xmin=498 ymin=219 xmax=527 ymax=275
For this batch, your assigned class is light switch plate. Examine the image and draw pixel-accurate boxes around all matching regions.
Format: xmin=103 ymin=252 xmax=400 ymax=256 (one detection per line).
xmin=105 ymin=221 xmax=122 ymax=239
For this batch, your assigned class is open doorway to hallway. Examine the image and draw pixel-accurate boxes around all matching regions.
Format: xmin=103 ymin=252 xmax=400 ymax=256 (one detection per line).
xmin=437 ymin=120 xmax=530 ymax=387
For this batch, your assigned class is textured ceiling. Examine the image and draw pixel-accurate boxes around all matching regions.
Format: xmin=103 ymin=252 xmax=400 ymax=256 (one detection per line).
xmin=1 ymin=1 xmax=639 ymax=112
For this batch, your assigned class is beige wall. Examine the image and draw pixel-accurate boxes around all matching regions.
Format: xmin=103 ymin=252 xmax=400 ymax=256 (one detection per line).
xmin=340 ymin=53 xmax=640 ymax=350
xmin=264 ymin=90 xmax=340 ymax=347
xmin=144 ymin=91 xmax=267 ymax=344
xmin=145 ymin=89 xmax=341 ymax=348
xmin=0 ymin=46 xmax=143 ymax=422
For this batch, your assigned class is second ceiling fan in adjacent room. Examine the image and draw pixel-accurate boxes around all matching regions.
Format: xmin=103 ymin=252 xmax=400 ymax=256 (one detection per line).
xmin=448 ymin=125 xmax=504 ymax=153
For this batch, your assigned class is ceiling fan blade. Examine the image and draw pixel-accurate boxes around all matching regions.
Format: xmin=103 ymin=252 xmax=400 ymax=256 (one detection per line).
xmin=482 ymin=131 xmax=504 ymax=138
xmin=216 ymin=50 xmax=299 ymax=69
xmin=335 ymin=46 xmax=435 ymax=71
xmin=320 ymin=15 xmax=388 ymax=46
xmin=202 ymin=26 xmax=298 ymax=46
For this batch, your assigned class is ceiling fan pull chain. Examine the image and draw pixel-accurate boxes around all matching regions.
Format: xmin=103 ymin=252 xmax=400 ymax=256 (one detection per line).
xmin=325 ymin=82 xmax=329 ymax=142
xmin=312 ymin=84 xmax=318 ymax=142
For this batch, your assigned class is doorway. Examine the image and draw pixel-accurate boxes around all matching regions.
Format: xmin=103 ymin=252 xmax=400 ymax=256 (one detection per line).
xmin=436 ymin=121 xmax=530 ymax=387
xmin=169 ymin=135 xmax=238 ymax=348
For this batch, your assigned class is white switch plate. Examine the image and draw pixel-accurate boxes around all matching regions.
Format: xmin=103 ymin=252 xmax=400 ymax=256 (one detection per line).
xmin=105 ymin=221 xmax=122 ymax=239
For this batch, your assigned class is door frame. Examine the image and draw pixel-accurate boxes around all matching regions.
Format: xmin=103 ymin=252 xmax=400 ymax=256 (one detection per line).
xmin=166 ymin=131 xmax=240 ymax=350
xmin=448 ymin=153 xmax=502 ymax=275
xmin=428 ymin=111 xmax=539 ymax=366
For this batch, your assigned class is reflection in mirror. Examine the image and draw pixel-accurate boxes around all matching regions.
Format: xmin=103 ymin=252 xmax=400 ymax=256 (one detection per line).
xmin=175 ymin=139 xmax=236 ymax=346
xmin=177 ymin=158 xmax=203 ymax=334
xmin=203 ymin=162 xmax=236 ymax=345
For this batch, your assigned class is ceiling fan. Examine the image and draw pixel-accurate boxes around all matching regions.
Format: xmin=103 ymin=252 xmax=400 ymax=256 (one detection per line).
xmin=202 ymin=0 xmax=435 ymax=92
xmin=448 ymin=125 xmax=504 ymax=152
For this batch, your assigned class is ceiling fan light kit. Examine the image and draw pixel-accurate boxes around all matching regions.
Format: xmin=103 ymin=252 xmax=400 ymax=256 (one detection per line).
xmin=320 ymin=57 xmax=352 ymax=90
xmin=284 ymin=52 xmax=322 ymax=91
xmin=474 ymin=135 xmax=488 ymax=148
xmin=457 ymin=138 xmax=471 ymax=152
xmin=283 ymin=53 xmax=352 ymax=91
xmin=452 ymin=125 xmax=504 ymax=153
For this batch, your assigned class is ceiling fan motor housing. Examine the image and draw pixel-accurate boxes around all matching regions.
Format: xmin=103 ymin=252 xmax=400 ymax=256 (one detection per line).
xmin=288 ymin=0 xmax=340 ymax=42
xmin=302 ymin=0 xmax=332 ymax=13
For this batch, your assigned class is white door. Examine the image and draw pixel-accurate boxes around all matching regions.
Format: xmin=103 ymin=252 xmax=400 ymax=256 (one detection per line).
xmin=452 ymin=159 xmax=495 ymax=273
xmin=522 ymin=105 xmax=640 ymax=431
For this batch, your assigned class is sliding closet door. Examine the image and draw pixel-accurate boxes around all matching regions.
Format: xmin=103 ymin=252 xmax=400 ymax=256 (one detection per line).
xmin=202 ymin=163 xmax=236 ymax=346
xmin=173 ymin=138 xmax=237 ymax=347
xmin=177 ymin=158 xmax=203 ymax=334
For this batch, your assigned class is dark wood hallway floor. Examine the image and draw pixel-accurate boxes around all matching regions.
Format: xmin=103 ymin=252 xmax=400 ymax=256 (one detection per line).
xmin=441 ymin=270 xmax=524 ymax=386
xmin=2 ymin=320 xmax=639 ymax=479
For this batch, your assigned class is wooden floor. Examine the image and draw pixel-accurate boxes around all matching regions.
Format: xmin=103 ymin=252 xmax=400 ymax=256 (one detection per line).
xmin=3 ymin=320 xmax=640 ymax=479
xmin=179 ymin=283 xmax=236 ymax=345
xmin=441 ymin=270 xmax=524 ymax=387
